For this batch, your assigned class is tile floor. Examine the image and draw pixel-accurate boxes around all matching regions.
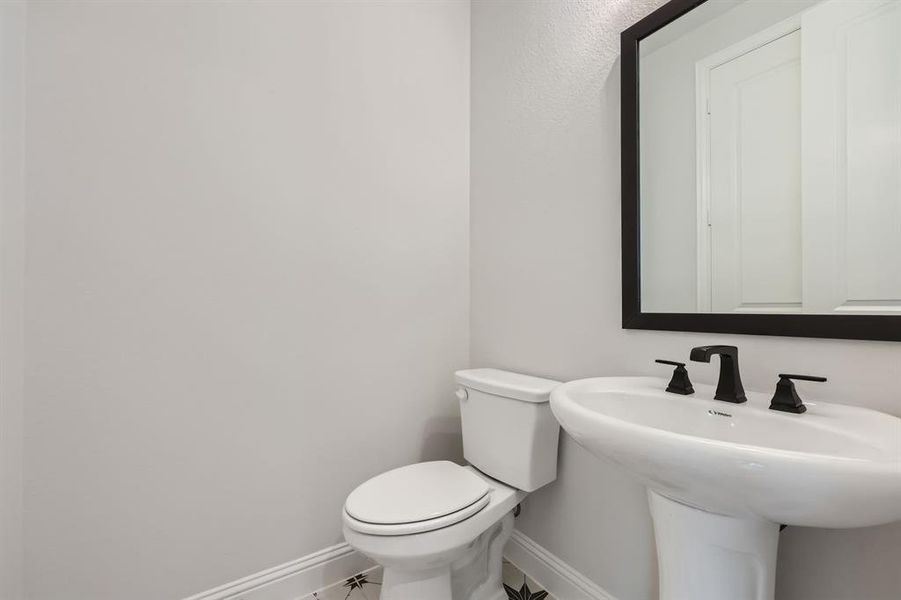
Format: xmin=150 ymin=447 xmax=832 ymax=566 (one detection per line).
xmin=300 ymin=560 xmax=556 ymax=600
xmin=501 ymin=559 xmax=556 ymax=600
xmin=302 ymin=569 xmax=381 ymax=600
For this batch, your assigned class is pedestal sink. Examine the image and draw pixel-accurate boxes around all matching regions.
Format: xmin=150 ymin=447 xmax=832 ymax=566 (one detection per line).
xmin=550 ymin=377 xmax=901 ymax=600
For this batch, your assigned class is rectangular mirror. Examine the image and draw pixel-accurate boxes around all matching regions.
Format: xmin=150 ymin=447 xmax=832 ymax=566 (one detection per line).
xmin=622 ymin=0 xmax=901 ymax=341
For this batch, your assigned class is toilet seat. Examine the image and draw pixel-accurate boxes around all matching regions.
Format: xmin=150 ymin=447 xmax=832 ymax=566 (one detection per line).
xmin=344 ymin=461 xmax=491 ymax=536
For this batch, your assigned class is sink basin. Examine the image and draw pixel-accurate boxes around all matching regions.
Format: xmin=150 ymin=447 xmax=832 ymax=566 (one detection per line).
xmin=551 ymin=376 xmax=901 ymax=528
xmin=550 ymin=376 xmax=901 ymax=600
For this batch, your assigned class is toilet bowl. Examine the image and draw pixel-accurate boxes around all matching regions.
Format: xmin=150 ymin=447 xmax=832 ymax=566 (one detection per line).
xmin=343 ymin=462 xmax=524 ymax=600
xmin=342 ymin=369 xmax=561 ymax=600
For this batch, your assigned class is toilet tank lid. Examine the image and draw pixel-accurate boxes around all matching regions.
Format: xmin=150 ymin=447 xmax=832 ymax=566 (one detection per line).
xmin=455 ymin=368 xmax=560 ymax=403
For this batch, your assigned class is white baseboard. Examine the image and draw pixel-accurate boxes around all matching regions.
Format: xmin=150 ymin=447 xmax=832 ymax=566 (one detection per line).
xmin=181 ymin=542 xmax=374 ymax=600
xmin=183 ymin=529 xmax=614 ymax=600
xmin=504 ymin=530 xmax=618 ymax=600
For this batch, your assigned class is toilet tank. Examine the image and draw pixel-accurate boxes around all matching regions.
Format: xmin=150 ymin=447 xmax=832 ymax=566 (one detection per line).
xmin=455 ymin=368 xmax=561 ymax=492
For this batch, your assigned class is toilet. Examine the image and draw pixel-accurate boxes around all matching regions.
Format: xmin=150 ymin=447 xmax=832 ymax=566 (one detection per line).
xmin=342 ymin=368 xmax=561 ymax=600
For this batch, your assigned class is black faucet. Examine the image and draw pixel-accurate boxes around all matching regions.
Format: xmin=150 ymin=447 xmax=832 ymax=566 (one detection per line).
xmin=690 ymin=345 xmax=747 ymax=403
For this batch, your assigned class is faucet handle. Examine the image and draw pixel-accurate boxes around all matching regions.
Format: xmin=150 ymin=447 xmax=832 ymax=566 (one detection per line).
xmin=770 ymin=374 xmax=827 ymax=414
xmin=655 ymin=359 xmax=685 ymax=367
xmin=656 ymin=359 xmax=694 ymax=395
xmin=778 ymin=374 xmax=827 ymax=383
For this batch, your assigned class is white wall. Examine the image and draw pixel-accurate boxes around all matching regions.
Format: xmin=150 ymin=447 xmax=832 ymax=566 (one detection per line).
xmin=0 ymin=2 xmax=26 ymax=599
xmin=471 ymin=1 xmax=901 ymax=600
xmin=23 ymin=2 xmax=470 ymax=599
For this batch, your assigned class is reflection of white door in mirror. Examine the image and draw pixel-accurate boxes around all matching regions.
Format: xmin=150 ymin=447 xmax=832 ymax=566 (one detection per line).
xmin=802 ymin=0 xmax=901 ymax=315
xmin=639 ymin=0 xmax=900 ymax=317
xmin=694 ymin=0 xmax=901 ymax=315
xmin=702 ymin=29 xmax=802 ymax=313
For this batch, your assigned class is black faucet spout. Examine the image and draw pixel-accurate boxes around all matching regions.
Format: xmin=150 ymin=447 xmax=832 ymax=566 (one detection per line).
xmin=690 ymin=345 xmax=747 ymax=403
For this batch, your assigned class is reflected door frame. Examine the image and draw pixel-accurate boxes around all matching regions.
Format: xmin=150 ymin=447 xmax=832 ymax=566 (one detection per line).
xmin=694 ymin=14 xmax=802 ymax=313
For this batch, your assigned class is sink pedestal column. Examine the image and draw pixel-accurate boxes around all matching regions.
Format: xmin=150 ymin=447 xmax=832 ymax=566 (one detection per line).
xmin=648 ymin=491 xmax=780 ymax=600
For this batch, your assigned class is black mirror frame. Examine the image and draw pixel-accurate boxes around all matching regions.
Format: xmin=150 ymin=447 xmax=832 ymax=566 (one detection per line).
xmin=621 ymin=0 xmax=901 ymax=342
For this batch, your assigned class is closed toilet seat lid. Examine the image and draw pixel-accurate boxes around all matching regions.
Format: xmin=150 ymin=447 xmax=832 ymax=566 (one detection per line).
xmin=344 ymin=461 xmax=490 ymax=532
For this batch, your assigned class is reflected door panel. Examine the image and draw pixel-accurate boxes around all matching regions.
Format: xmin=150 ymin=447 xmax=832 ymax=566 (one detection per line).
xmin=803 ymin=0 xmax=901 ymax=314
xmin=707 ymin=31 xmax=802 ymax=313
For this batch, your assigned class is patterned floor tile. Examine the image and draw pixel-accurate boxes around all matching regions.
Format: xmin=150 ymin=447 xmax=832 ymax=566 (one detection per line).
xmin=501 ymin=559 xmax=555 ymax=600
xmin=305 ymin=562 xmax=555 ymax=600
xmin=305 ymin=567 xmax=382 ymax=600
xmin=357 ymin=568 xmax=382 ymax=600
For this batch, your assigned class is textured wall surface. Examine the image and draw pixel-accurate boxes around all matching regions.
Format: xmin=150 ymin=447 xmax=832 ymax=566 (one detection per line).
xmin=0 ymin=3 xmax=26 ymax=599
xmin=471 ymin=1 xmax=901 ymax=599
xmin=24 ymin=2 xmax=469 ymax=599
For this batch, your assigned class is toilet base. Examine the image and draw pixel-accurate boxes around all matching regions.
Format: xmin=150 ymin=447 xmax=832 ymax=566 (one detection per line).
xmin=381 ymin=567 xmax=452 ymax=600
xmin=377 ymin=512 xmax=514 ymax=600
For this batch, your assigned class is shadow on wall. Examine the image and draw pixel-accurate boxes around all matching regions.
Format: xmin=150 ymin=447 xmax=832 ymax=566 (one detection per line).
xmin=419 ymin=416 xmax=464 ymax=464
